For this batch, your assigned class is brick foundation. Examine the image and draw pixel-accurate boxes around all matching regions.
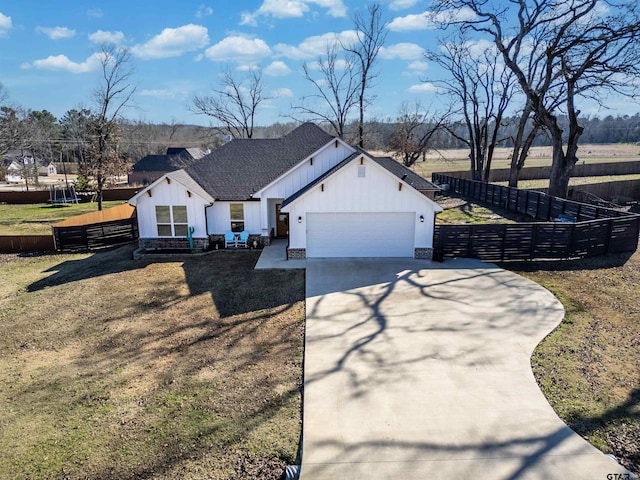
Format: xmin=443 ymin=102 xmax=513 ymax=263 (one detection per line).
xmin=414 ymin=247 xmax=434 ymax=260
xmin=139 ymin=237 xmax=209 ymax=251
xmin=287 ymin=248 xmax=306 ymax=259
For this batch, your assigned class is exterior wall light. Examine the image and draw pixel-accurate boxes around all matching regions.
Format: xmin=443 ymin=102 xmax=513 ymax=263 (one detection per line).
xmin=419 ymin=215 xmax=424 ymax=223
xmin=298 ymin=216 xmax=302 ymax=223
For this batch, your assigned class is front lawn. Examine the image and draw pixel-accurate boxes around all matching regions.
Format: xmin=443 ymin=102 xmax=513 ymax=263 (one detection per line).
xmin=436 ymin=194 xmax=530 ymax=224
xmin=513 ymin=251 xmax=640 ymax=475
xmin=0 ymin=201 xmax=124 ymax=235
xmin=0 ymin=247 xmax=305 ymax=479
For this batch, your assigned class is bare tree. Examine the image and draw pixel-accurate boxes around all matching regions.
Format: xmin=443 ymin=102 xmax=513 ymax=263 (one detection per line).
xmin=89 ymin=43 xmax=136 ymax=210
xmin=427 ymin=35 xmax=515 ymax=182
xmin=508 ymin=102 xmax=541 ymax=187
xmin=387 ymin=101 xmax=451 ymax=167
xmin=436 ymin=0 xmax=640 ymax=197
xmin=192 ymin=70 xmax=268 ymax=139
xmin=0 ymin=83 xmax=8 ymax=107
xmin=294 ymin=43 xmax=360 ymax=138
xmin=0 ymin=106 xmax=26 ymax=156
xmin=342 ymin=3 xmax=388 ymax=148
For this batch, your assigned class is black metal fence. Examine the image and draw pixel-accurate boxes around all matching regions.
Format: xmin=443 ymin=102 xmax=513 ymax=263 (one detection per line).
xmin=432 ymin=174 xmax=640 ymax=262
xmin=53 ymin=218 xmax=138 ymax=252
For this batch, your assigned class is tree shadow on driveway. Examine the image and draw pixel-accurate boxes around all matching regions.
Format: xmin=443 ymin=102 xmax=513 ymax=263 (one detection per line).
xmin=300 ymin=257 xmax=631 ymax=479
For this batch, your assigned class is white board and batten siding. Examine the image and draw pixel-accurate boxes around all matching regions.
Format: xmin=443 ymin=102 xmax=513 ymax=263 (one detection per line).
xmin=134 ymin=178 xmax=210 ymax=238
xmin=206 ymin=201 xmax=261 ymax=235
xmin=283 ymin=158 xmax=441 ymax=257
xmin=258 ymin=141 xmax=353 ymax=200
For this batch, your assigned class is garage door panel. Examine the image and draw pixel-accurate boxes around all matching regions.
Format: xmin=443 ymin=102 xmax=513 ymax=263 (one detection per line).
xmin=307 ymin=212 xmax=415 ymax=257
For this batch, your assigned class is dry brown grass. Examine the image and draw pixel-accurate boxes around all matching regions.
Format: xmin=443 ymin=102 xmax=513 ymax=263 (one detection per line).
xmin=0 ymin=246 xmax=305 ymax=479
xmin=370 ymin=143 xmax=640 ymax=179
xmin=510 ymin=251 xmax=640 ymax=475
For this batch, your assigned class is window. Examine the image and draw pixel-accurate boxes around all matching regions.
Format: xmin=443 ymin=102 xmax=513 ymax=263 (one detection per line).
xmin=230 ymin=203 xmax=244 ymax=232
xmin=156 ymin=205 xmax=188 ymax=236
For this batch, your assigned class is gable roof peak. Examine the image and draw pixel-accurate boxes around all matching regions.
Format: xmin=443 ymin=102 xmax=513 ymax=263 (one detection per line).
xmin=185 ymin=122 xmax=338 ymax=201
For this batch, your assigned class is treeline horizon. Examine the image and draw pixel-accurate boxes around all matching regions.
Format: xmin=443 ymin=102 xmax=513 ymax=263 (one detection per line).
xmin=129 ymin=112 xmax=640 ymax=158
xmin=3 ymin=111 xmax=640 ymax=164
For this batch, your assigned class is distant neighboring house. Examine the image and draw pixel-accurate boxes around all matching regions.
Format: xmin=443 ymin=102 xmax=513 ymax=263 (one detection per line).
xmin=2 ymin=150 xmax=54 ymax=183
xmin=5 ymin=160 xmax=23 ymax=183
xmin=129 ymin=123 xmax=442 ymax=259
xmin=38 ymin=161 xmax=57 ymax=177
xmin=128 ymin=147 xmax=206 ymax=186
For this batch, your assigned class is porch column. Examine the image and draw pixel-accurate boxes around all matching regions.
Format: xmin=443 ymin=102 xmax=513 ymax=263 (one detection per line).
xmin=260 ymin=198 xmax=270 ymax=238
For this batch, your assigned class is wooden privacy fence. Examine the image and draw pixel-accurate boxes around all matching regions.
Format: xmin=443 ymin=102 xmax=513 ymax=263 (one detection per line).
xmin=52 ymin=203 xmax=138 ymax=252
xmin=432 ymin=174 xmax=640 ymax=262
xmin=0 ymin=235 xmax=55 ymax=253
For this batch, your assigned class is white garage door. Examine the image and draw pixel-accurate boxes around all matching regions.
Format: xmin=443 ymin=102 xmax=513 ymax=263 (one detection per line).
xmin=306 ymin=212 xmax=415 ymax=258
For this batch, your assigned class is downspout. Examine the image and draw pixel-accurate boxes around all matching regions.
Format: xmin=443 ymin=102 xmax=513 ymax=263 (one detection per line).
xmin=204 ymin=202 xmax=214 ymax=249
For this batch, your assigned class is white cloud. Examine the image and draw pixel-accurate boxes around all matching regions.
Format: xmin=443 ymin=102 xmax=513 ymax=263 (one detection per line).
xmin=240 ymin=0 xmax=347 ymax=26
xmin=264 ymin=60 xmax=292 ymax=76
xmin=408 ymin=82 xmax=439 ymax=93
xmin=139 ymin=89 xmax=187 ymax=99
xmin=408 ymin=60 xmax=429 ymax=71
xmin=380 ymin=43 xmax=425 ymax=60
xmin=87 ymin=8 xmax=103 ymax=18
xmin=389 ymin=12 xmax=431 ymax=31
xmin=196 ymin=5 xmax=213 ymax=18
xmin=0 ymin=12 xmax=12 ymax=37
xmin=204 ymin=36 xmax=272 ymax=65
xmin=272 ymin=87 xmax=294 ymax=98
xmin=389 ymin=7 xmax=476 ymax=31
xmin=24 ymin=52 xmax=105 ymax=73
xmin=36 ymin=26 xmax=76 ymax=40
xmin=389 ymin=0 xmax=421 ymax=11
xmin=236 ymin=64 xmax=260 ymax=71
xmin=89 ymin=30 xmax=125 ymax=45
xmin=131 ymin=24 xmax=209 ymax=59
xmin=274 ymin=30 xmax=358 ymax=60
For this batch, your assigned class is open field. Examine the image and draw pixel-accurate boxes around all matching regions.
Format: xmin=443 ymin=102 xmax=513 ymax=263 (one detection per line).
xmin=0 ymin=201 xmax=124 ymax=235
xmin=0 ymin=247 xmax=304 ymax=480
xmin=512 ymin=252 xmax=640 ymax=475
xmin=497 ymin=173 xmax=640 ymax=190
xmin=373 ymin=143 xmax=640 ymax=179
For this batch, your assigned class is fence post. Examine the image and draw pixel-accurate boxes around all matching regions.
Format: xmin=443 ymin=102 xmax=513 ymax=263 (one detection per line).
xmin=604 ymin=218 xmax=613 ymax=254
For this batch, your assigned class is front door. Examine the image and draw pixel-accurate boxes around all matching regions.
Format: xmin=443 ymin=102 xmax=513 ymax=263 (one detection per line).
xmin=275 ymin=203 xmax=289 ymax=238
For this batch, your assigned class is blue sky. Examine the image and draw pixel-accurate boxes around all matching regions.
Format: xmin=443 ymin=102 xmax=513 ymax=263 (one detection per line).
xmin=0 ymin=0 xmax=636 ymax=126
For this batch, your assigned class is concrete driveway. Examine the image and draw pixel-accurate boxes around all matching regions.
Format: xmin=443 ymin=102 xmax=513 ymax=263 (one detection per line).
xmin=300 ymin=258 xmax=631 ymax=480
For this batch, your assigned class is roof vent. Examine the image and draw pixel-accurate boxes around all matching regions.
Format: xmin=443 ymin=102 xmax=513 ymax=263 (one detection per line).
xmin=224 ymin=134 xmax=233 ymax=144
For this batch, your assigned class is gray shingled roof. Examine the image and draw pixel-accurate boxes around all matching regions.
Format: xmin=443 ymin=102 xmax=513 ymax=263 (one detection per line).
xmin=132 ymin=154 xmax=175 ymax=172
xmin=185 ymin=122 xmax=334 ymax=201
xmin=371 ymin=156 xmax=440 ymax=191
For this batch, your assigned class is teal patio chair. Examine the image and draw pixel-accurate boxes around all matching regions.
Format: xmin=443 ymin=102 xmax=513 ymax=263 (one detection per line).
xmin=224 ymin=231 xmax=236 ymax=248
xmin=237 ymin=231 xmax=249 ymax=248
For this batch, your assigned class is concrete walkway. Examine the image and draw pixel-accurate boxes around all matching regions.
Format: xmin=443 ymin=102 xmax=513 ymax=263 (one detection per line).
xmin=300 ymin=258 xmax=632 ymax=480
xmin=255 ymin=239 xmax=306 ymax=270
